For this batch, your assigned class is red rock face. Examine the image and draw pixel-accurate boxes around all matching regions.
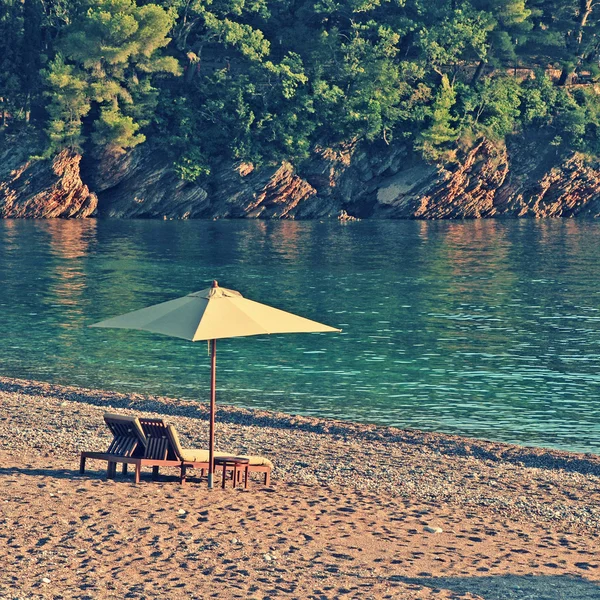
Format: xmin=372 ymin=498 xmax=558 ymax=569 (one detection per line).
xmin=3 ymin=134 xmax=600 ymax=219
xmin=366 ymin=139 xmax=600 ymax=219
xmin=370 ymin=140 xmax=510 ymax=219
xmin=0 ymin=150 xmax=97 ymax=218
xmin=509 ymin=156 xmax=600 ymax=218
xmin=208 ymin=162 xmax=318 ymax=219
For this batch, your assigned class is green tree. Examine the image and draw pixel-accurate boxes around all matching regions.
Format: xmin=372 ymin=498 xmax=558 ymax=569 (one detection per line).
xmin=21 ymin=0 xmax=44 ymax=121
xmin=458 ymin=73 xmax=522 ymax=137
xmin=1 ymin=0 xmax=600 ymax=179
xmin=419 ymin=5 xmax=495 ymax=79
xmin=527 ymin=0 xmax=600 ymax=85
xmin=45 ymin=0 xmax=180 ymax=153
xmin=469 ymin=0 xmax=533 ymax=83
xmin=519 ymin=70 xmax=558 ymax=126
xmin=417 ymin=74 xmax=459 ymax=160
xmin=0 ymin=0 xmax=23 ymax=127
xmin=43 ymin=55 xmax=90 ymax=150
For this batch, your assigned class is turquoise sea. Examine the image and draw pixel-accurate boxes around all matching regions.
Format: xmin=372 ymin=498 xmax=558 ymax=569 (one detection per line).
xmin=1 ymin=218 xmax=600 ymax=453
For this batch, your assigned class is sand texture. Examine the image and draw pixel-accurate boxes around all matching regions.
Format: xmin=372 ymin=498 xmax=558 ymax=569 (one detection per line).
xmin=0 ymin=376 xmax=599 ymax=600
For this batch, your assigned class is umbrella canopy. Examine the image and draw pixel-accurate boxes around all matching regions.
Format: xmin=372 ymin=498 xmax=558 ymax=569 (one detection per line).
xmin=91 ymin=282 xmax=340 ymax=341
xmin=91 ymin=281 xmax=340 ymax=487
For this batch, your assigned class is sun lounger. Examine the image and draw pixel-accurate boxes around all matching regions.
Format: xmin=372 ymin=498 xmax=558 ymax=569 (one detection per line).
xmin=80 ymin=413 xmax=273 ymax=486
xmin=162 ymin=421 xmax=273 ymax=486
xmin=79 ymin=413 xmax=182 ymax=483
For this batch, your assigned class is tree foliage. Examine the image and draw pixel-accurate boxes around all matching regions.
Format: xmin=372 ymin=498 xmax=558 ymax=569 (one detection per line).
xmin=44 ymin=0 xmax=180 ymax=153
xmin=3 ymin=0 xmax=600 ymax=174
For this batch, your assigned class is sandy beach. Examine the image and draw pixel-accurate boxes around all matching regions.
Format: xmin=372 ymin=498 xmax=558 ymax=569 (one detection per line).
xmin=1 ymin=376 xmax=599 ymax=600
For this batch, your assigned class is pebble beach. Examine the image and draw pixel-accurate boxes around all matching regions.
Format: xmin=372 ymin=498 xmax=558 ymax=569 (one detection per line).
xmin=1 ymin=375 xmax=600 ymax=599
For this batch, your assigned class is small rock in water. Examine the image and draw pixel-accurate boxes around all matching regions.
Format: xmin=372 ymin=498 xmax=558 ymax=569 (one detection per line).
xmin=424 ymin=526 xmax=443 ymax=534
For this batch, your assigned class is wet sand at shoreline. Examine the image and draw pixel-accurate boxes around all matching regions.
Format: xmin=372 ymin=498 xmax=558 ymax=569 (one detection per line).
xmin=1 ymin=376 xmax=599 ymax=599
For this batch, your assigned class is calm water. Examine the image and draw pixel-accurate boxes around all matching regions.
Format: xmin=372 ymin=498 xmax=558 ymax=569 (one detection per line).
xmin=1 ymin=218 xmax=600 ymax=453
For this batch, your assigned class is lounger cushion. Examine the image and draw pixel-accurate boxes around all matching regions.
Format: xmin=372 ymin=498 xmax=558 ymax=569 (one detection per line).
xmin=178 ymin=449 xmax=231 ymax=462
xmin=179 ymin=448 xmax=274 ymax=469
xmin=165 ymin=424 xmax=185 ymax=459
xmin=167 ymin=424 xmax=273 ymax=469
xmin=238 ymin=455 xmax=274 ymax=469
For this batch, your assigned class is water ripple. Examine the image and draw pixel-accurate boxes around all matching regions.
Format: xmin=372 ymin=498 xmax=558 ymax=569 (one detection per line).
xmin=1 ymin=219 xmax=600 ymax=453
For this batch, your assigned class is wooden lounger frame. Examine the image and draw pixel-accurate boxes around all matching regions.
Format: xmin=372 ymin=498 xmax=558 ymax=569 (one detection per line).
xmin=80 ymin=454 xmax=183 ymax=483
xmin=180 ymin=461 xmax=270 ymax=486
xmin=80 ymin=415 xmax=183 ymax=484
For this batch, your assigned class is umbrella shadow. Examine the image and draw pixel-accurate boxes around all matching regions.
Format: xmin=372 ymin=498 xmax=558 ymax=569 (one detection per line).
xmin=393 ymin=574 xmax=600 ymax=600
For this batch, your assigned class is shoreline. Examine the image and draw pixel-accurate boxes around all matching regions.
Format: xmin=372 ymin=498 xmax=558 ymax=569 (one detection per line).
xmin=2 ymin=375 xmax=599 ymax=478
xmin=1 ymin=375 xmax=600 ymax=599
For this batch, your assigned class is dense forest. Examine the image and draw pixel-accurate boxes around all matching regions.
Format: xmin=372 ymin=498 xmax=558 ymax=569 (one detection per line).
xmin=1 ymin=0 xmax=600 ymax=181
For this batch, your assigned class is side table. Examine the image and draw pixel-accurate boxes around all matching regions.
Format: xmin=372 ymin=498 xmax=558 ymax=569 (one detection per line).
xmin=214 ymin=456 xmax=250 ymax=489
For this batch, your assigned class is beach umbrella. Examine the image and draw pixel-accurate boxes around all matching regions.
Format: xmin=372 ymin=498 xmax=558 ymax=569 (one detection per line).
xmin=90 ymin=281 xmax=340 ymax=488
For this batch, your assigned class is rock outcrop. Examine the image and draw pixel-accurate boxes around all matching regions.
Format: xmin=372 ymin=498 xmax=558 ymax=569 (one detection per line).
xmin=87 ymin=149 xmax=326 ymax=219
xmin=86 ymin=148 xmax=209 ymax=219
xmin=371 ymin=140 xmax=509 ymax=218
xmin=357 ymin=137 xmax=600 ymax=219
xmin=4 ymin=132 xmax=600 ymax=219
xmin=0 ymin=140 xmax=96 ymax=218
xmin=204 ymin=161 xmax=321 ymax=219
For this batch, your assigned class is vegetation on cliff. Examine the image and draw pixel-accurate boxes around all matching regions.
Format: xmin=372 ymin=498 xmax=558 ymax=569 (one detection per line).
xmin=2 ymin=0 xmax=600 ymax=180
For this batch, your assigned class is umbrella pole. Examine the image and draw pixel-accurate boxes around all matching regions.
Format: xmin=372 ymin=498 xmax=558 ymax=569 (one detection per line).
xmin=208 ymin=338 xmax=217 ymax=489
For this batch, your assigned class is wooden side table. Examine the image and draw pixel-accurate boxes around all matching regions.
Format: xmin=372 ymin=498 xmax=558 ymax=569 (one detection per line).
xmin=214 ymin=456 xmax=250 ymax=489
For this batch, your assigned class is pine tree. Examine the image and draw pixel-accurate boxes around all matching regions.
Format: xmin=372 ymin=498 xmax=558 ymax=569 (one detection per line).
xmin=526 ymin=0 xmax=600 ymax=84
xmin=44 ymin=54 xmax=90 ymax=151
xmin=0 ymin=0 xmax=23 ymax=127
xmin=418 ymin=74 xmax=459 ymax=161
xmin=470 ymin=0 xmax=533 ymax=84
xmin=21 ymin=0 xmax=44 ymax=121
xmin=45 ymin=0 xmax=180 ymax=153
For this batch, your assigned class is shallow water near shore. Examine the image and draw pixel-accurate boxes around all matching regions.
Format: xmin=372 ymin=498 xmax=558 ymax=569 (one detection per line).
xmin=1 ymin=218 xmax=600 ymax=453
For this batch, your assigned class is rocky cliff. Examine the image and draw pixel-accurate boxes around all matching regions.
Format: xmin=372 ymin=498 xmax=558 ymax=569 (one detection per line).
xmin=370 ymin=138 xmax=600 ymax=219
xmin=0 ymin=138 xmax=96 ymax=218
xmin=3 ymin=132 xmax=600 ymax=219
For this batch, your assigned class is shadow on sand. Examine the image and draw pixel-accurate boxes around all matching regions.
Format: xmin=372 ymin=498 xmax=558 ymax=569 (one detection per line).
xmin=394 ymin=574 xmax=600 ymax=600
xmin=0 ymin=466 xmax=84 ymax=481
xmin=0 ymin=465 xmax=181 ymax=484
